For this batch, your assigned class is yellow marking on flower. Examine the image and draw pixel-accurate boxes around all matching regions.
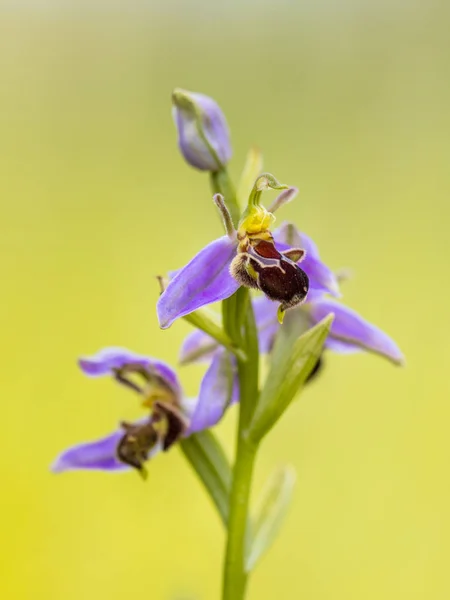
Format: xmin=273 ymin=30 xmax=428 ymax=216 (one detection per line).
xmin=238 ymin=205 xmax=276 ymax=237
xmin=141 ymin=386 xmax=174 ymax=409
xmin=246 ymin=261 xmax=259 ymax=281
xmin=247 ymin=230 xmax=273 ymax=243
xmin=152 ymin=416 xmax=169 ymax=437
xmin=277 ymin=305 xmax=286 ymax=324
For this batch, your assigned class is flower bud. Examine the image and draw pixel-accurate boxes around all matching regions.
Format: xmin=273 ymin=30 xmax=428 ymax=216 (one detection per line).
xmin=172 ymin=88 xmax=232 ymax=171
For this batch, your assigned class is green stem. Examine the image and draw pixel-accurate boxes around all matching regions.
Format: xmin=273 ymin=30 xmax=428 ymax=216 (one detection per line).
xmin=222 ymin=288 xmax=260 ymax=600
xmin=211 ymin=167 xmax=260 ymax=599
xmin=222 ymin=434 xmax=257 ymax=600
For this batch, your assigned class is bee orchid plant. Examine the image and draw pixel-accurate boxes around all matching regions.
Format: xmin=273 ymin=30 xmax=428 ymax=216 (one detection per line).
xmin=53 ymin=88 xmax=404 ymax=600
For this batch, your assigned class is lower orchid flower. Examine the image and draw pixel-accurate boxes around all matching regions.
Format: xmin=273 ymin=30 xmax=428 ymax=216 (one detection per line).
xmin=157 ymin=174 xmax=340 ymax=329
xmin=52 ymin=347 xmax=238 ymax=478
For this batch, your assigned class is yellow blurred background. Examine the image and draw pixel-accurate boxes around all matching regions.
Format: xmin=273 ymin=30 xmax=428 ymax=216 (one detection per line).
xmin=1 ymin=1 xmax=449 ymax=598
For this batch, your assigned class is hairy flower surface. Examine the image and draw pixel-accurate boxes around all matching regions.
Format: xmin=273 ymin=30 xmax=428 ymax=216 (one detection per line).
xmin=52 ymin=347 xmax=237 ymax=476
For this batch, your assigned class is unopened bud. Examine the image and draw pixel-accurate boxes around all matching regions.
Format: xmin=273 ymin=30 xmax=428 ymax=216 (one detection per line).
xmin=172 ymin=88 xmax=232 ymax=172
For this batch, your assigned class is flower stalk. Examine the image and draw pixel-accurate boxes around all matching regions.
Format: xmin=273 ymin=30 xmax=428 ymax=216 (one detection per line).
xmin=223 ymin=434 xmax=257 ymax=599
xmin=222 ymin=287 xmax=260 ymax=600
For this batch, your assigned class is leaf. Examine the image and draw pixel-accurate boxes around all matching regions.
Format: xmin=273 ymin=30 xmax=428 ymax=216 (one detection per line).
xmin=179 ymin=430 xmax=231 ymax=527
xmin=246 ymin=465 xmax=296 ymax=572
xmin=248 ymin=313 xmax=334 ymax=442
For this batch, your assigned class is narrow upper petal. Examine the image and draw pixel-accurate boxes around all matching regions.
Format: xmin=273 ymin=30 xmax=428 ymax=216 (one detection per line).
xmin=157 ymin=236 xmax=239 ymax=329
xmin=78 ymin=347 xmax=181 ymax=398
xmin=273 ymin=222 xmax=340 ymax=297
xmin=51 ymin=428 xmax=128 ymax=472
xmin=186 ymin=350 xmax=238 ymax=434
xmin=309 ymin=299 xmax=405 ymax=365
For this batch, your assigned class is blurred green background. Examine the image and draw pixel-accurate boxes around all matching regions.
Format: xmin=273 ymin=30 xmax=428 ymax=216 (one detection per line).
xmin=1 ymin=1 xmax=449 ymax=598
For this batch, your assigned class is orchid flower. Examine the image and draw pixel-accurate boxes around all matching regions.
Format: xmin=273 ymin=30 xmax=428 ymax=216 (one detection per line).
xmin=52 ymin=347 xmax=237 ymax=478
xmin=157 ymin=178 xmax=340 ymax=329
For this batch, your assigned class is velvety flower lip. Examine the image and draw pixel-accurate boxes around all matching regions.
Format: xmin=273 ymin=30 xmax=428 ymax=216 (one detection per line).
xmin=230 ymin=238 xmax=309 ymax=323
xmin=172 ymin=89 xmax=232 ymax=171
xmin=273 ymin=222 xmax=340 ymax=298
xmin=309 ymin=299 xmax=405 ymax=365
xmin=78 ymin=347 xmax=182 ymax=401
xmin=157 ymin=236 xmax=240 ymax=329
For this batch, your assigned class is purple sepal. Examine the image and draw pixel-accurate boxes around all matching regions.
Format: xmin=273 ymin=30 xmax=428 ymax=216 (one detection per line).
xmin=51 ymin=419 xmax=164 ymax=474
xmin=51 ymin=428 xmax=129 ymax=473
xmin=157 ymin=236 xmax=239 ymax=329
xmin=79 ymin=347 xmax=152 ymax=377
xmin=78 ymin=347 xmax=181 ymax=398
xmin=172 ymin=90 xmax=232 ymax=171
xmin=186 ymin=350 xmax=238 ymax=434
xmin=310 ymin=299 xmax=405 ymax=364
xmin=325 ymin=337 xmax=361 ymax=354
xmin=273 ymin=222 xmax=340 ymax=297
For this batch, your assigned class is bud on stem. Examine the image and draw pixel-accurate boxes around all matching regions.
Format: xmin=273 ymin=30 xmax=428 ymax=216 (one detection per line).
xmin=172 ymin=88 xmax=232 ymax=172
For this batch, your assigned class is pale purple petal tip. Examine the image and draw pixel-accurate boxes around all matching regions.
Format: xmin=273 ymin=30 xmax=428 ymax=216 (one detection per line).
xmin=179 ymin=329 xmax=218 ymax=364
xmin=325 ymin=337 xmax=362 ymax=354
xmin=157 ymin=236 xmax=239 ymax=329
xmin=78 ymin=347 xmax=153 ymax=377
xmin=173 ymin=91 xmax=232 ymax=171
xmin=310 ymin=299 xmax=405 ymax=365
xmin=186 ymin=350 xmax=238 ymax=434
xmin=51 ymin=429 xmax=127 ymax=473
